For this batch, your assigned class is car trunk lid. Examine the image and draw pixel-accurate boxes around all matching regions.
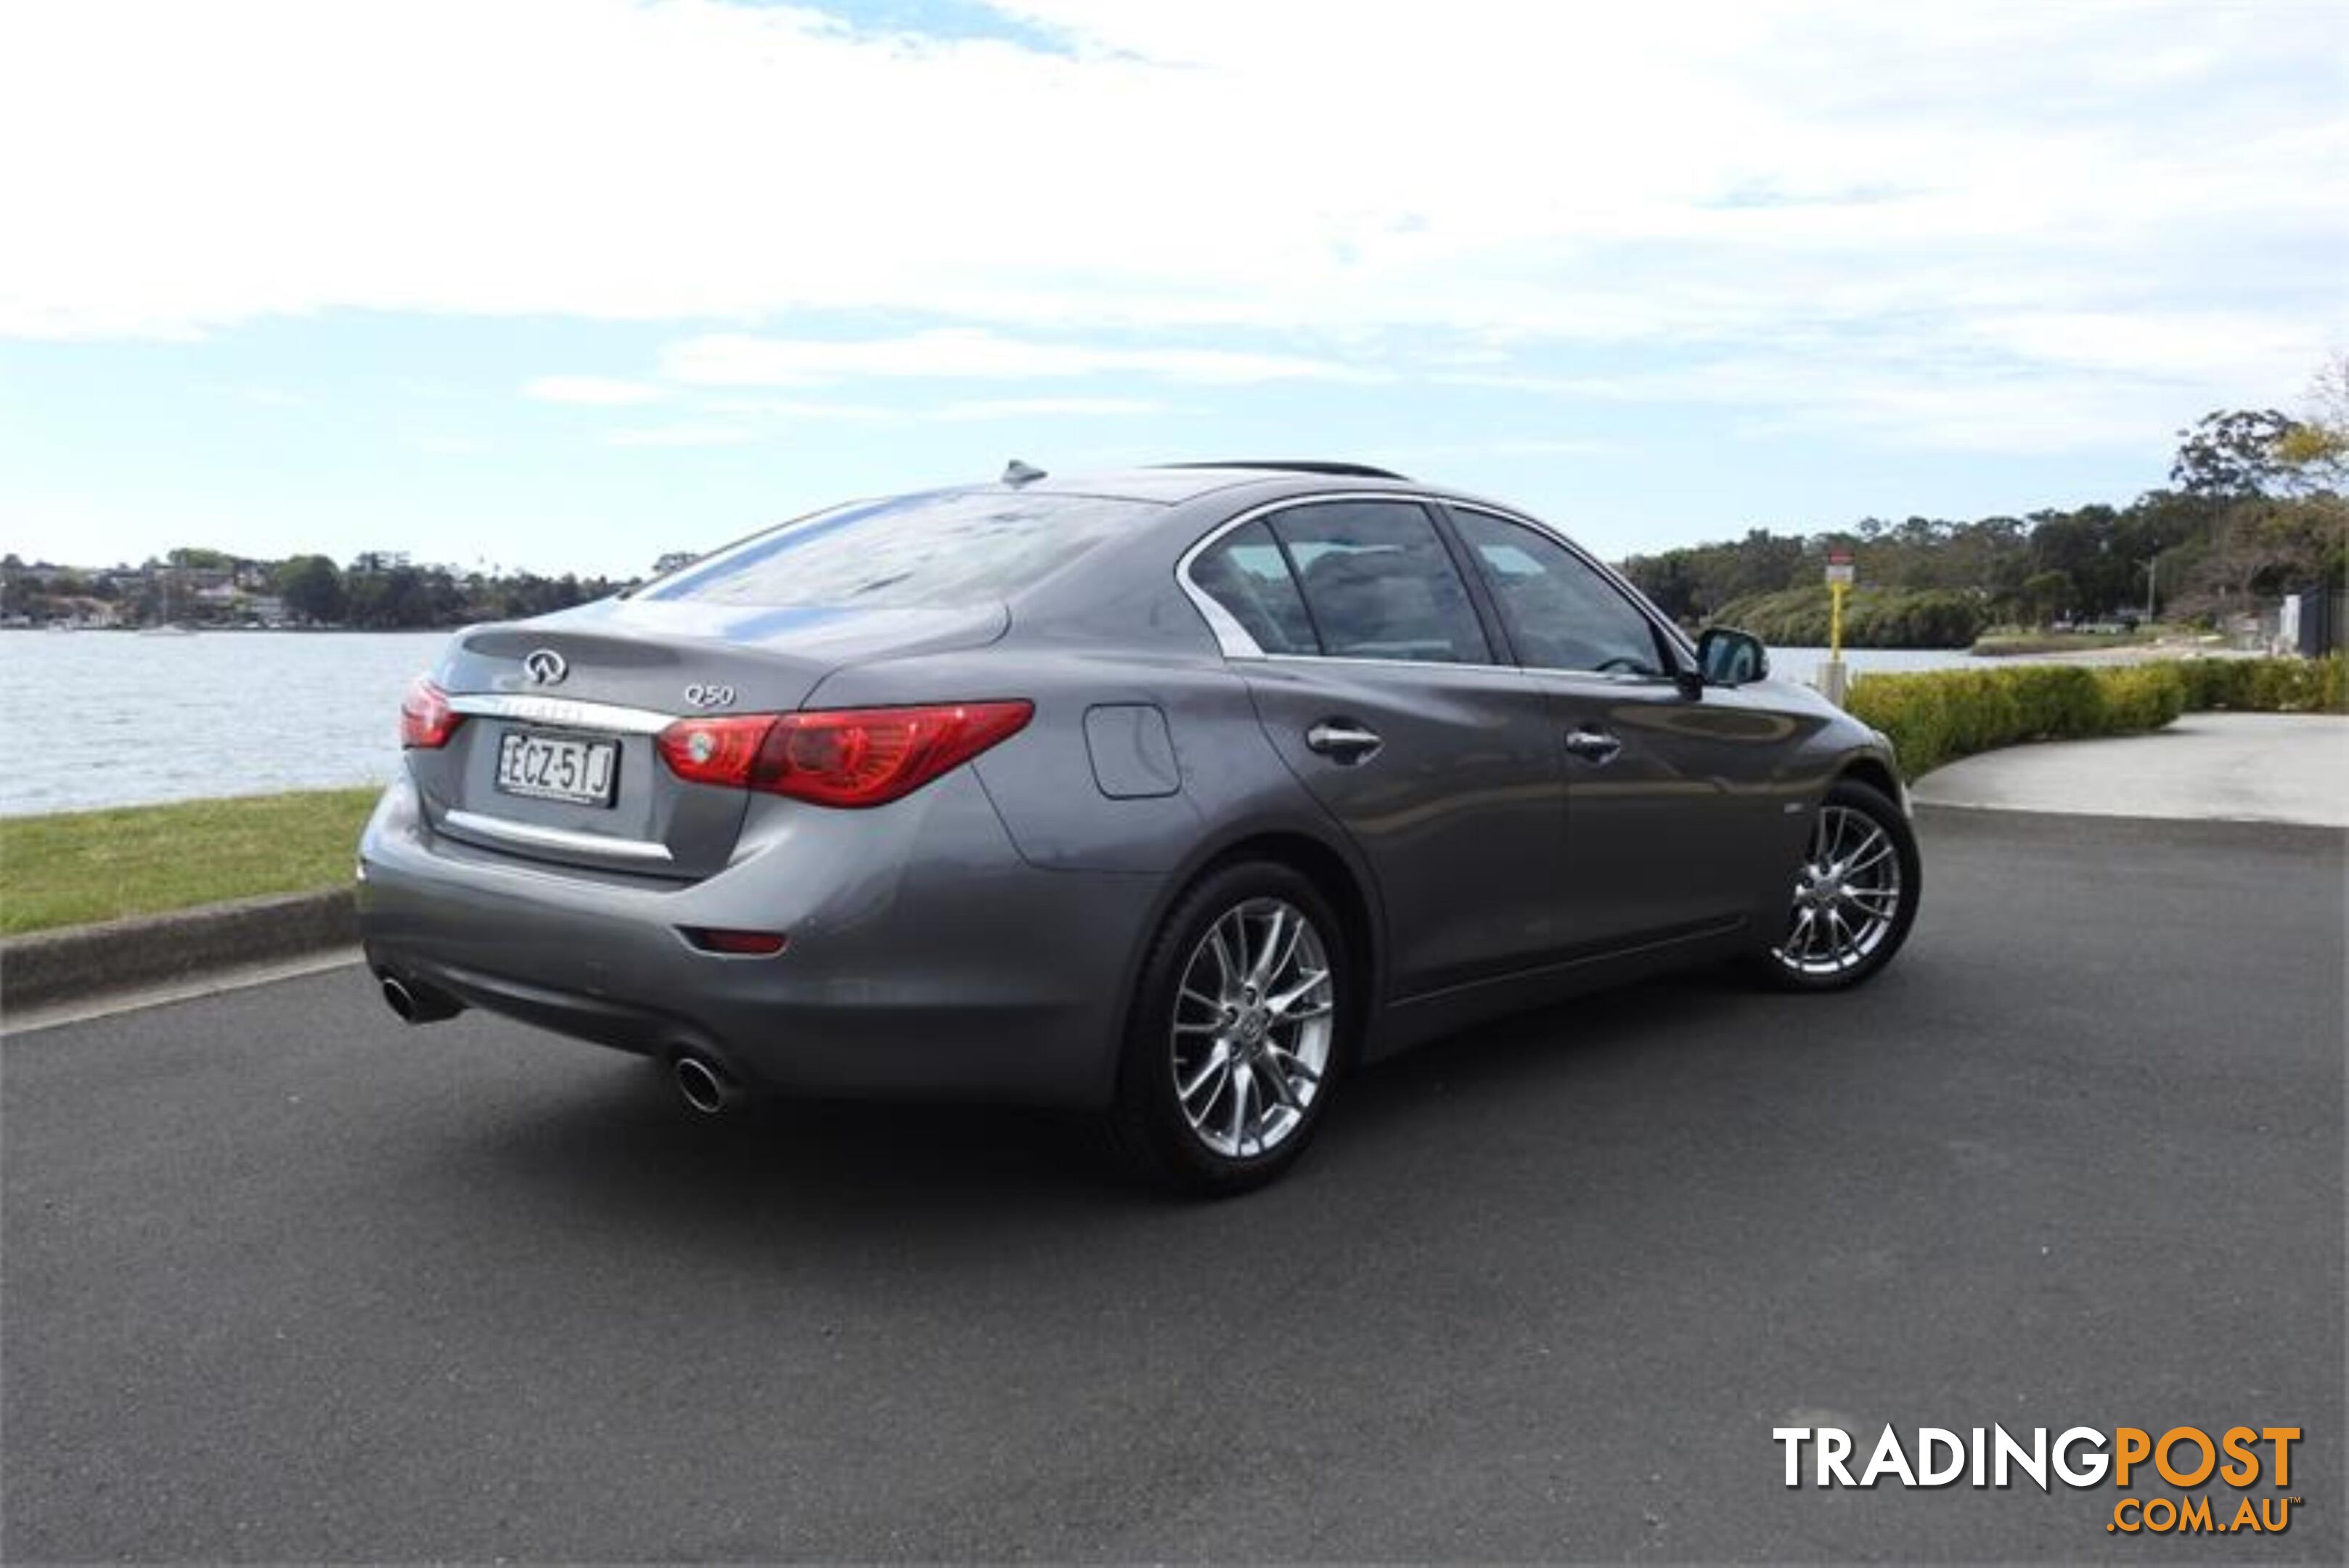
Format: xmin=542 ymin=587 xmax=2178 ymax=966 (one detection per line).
xmin=409 ymin=597 xmax=1007 ymax=878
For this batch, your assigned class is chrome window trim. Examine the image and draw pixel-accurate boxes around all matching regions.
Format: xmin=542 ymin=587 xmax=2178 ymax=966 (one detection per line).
xmin=442 ymin=809 xmax=676 ymax=864
xmin=1258 ymin=652 xmax=1587 ymax=679
xmin=448 ymin=692 xmax=675 ymax=735
xmin=1174 ymin=491 xmax=1697 ymax=677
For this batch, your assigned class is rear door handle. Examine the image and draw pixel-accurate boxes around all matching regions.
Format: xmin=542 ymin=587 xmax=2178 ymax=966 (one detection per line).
xmin=1305 ymin=721 xmax=1384 ymax=763
xmin=1564 ymin=727 xmax=1622 ymax=764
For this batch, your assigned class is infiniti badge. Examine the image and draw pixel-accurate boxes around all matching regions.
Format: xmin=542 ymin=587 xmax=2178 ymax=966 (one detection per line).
xmin=523 ymin=648 xmax=568 ymax=685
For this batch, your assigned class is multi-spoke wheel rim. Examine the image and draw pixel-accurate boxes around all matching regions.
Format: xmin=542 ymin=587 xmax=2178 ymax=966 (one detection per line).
xmin=1170 ymin=897 xmax=1335 ymax=1159
xmin=1773 ymin=804 xmax=1903 ymax=977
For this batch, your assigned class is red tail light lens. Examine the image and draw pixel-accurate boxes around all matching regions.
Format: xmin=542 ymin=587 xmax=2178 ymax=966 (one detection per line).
xmin=657 ymin=701 xmax=1032 ymax=808
xmin=400 ymin=677 xmax=462 ymax=749
xmin=680 ymin=926 xmax=790 ymax=956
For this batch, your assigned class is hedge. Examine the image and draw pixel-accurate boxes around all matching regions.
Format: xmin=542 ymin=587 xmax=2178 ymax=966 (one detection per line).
xmin=1845 ymin=656 xmax=2345 ymax=780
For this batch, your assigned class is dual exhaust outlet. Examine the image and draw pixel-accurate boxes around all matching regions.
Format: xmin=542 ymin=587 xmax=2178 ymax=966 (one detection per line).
xmin=377 ymin=973 xmax=742 ymax=1116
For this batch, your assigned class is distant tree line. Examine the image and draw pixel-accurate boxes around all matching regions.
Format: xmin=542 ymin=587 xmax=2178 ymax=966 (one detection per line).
xmin=269 ymin=555 xmax=635 ymax=629
xmin=1620 ymin=367 xmax=2348 ymax=648
xmin=1 ymin=548 xmax=656 ymax=629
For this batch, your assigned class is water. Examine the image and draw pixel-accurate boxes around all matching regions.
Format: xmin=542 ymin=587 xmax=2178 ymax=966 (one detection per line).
xmin=1768 ymin=646 xmax=1988 ymax=685
xmin=0 ymin=631 xmax=2001 ymax=817
xmin=0 ymin=629 xmax=454 ymax=817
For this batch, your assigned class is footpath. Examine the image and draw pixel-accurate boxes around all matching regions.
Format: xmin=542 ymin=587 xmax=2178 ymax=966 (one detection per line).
xmin=1910 ymin=711 xmax=2348 ymax=828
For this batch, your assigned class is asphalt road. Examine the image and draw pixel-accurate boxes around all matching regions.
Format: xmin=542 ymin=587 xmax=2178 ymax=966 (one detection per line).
xmin=4 ymin=808 xmax=2342 ymax=1562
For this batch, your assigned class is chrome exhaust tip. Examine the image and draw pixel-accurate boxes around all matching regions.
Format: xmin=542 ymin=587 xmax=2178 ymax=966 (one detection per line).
xmin=673 ymin=1053 xmax=741 ymax=1116
xmin=380 ymin=976 xmax=418 ymax=1022
xmin=378 ymin=972 xmax=460 ymax=1025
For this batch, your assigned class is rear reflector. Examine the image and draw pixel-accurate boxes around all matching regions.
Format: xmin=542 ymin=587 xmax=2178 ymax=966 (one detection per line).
xmin=657 ymin=701 xmax=1032 ymax=808
xmin=400 ymin=677 xmax=462 ymax=749
xmin=680 ymin=927 xmax=789 ymax=957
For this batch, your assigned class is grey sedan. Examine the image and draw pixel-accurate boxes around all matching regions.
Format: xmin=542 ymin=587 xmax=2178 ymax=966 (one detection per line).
xmin=359 ymin=462 xmax=1918 ymax=1193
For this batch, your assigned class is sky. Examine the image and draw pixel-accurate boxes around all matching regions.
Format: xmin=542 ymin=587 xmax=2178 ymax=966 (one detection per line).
xmin=1 ymin=0 xmax=2342 ymax=579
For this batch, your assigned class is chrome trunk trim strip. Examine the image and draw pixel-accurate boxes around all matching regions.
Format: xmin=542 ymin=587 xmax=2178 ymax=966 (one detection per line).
xmin=441 ymin=809 xmax=675 ymax=863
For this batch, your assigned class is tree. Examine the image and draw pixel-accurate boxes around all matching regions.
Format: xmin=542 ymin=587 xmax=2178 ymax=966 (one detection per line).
xmin=2274 ymin=354 xmax=2349 ymax=494
xmin=2170 ymin=409 xmax=2301 ymax=499
xmin=2019 ymin=570 xmax=2073 ymax=625
xmin=277 ymin=555 xmax=347 ymax=624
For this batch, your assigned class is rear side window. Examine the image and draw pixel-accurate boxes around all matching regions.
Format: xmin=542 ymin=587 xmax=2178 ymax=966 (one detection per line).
xmin=645 ymin=490 xmax=1158 ymax=608
xmin=1271 ymin=501 xmax=1491 ymax=664
xmin=1189 ymin=520 xmax=1316 ymax=655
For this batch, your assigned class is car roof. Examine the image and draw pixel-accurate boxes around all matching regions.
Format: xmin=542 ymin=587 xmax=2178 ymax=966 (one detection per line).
xmin=992 ymin=462 xmax=1418 ymax=505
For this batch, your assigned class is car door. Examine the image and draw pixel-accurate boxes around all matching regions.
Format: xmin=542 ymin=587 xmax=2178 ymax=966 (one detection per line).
xmin=1186 ymin=498 xmax=1572 ymax=1000
xmin=1439 ymin=502 xmax=1793 ymax=951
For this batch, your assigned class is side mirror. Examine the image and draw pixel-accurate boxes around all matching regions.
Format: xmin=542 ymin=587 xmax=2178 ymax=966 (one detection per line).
xmin=1696 ymin=626 xmax=1768 ymax=687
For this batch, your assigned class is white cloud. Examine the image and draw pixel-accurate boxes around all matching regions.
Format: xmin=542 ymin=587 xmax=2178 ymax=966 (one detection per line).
xmin=931 ymin=396 xmax=1165 ymax=421
xmin=0 ymin=0 xmax=2340 ymax=451
xmin=605 ymin=422 xmax=755 ymax=448
xmin=661 ymin=330 xmax=1370 ymax=386
xmin=1380 ymin=437 xmax=1617 ymax=462
xmin=525 ymin=375 xmax=667 ymax=406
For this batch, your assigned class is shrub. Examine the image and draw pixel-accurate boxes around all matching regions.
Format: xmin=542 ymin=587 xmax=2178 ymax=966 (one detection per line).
xmin=2098 ymin=665 xmax=2188 ymax=732
xmin=1845 ymin=656 xmax=2337 ymax=780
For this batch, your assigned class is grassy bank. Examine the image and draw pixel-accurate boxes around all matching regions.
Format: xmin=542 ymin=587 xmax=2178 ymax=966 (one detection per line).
xmin=1712 ymin=584 xmax=1986 ymax=648
xmin=1968 ymin=629 xmax=2164 ymax=657
xmin=0 ymin=788 xmax=377 ymax=937
xmin=1847 ymin=656 xmax=2346 ymax=780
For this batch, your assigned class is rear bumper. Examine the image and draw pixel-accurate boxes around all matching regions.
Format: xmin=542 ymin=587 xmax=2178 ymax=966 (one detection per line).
xmin=356 ymin=770 xmax=1162 ymax=1108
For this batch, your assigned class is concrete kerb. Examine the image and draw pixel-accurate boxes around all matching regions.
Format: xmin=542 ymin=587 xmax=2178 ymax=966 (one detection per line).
xmin=0 ymin=889 xmax=359 ymax=1015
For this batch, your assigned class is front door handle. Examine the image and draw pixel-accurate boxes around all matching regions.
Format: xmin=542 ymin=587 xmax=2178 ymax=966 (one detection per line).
xmin=1305 ymin=720 xmax=1384 ymax=763
xmin=1564 ymin=727 xmax=1622 ymax=765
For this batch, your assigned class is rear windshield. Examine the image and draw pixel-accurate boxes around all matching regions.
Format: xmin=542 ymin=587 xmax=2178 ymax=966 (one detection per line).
xmin=642 ymin=489 xmax=1159 ymax=608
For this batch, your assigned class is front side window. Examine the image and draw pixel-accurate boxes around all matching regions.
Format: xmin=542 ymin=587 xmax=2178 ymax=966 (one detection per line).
xmin=1449 ymin=508 xmax=1669 ymax=676
xmin=1269 ymin=502 xmax=1491 ymax=664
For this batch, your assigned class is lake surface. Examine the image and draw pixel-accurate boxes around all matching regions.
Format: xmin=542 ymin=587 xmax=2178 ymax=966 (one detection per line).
xmin=1 ymin=630 xmax=454 ymax=817
xmin=0 ymin=632 xmax=1986 ymax=817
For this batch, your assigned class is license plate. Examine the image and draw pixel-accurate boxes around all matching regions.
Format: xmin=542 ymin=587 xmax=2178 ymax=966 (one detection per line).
xmin=494 ymin=730 xmax=618 ymax=807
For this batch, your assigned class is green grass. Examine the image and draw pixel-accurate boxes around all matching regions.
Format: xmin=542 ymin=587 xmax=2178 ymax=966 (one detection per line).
xmin=0 ymin=788 xmax=377 ymax=937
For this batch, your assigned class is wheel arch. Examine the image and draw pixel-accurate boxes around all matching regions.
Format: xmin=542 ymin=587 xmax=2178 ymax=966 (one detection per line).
xmin=1120 ymin=824 xmax=1385 ymax=1065
xmin=1834 ymin=752 xmax=1904 ymax=807
xmin=1193 ymin=830 xmax=1378 ymax=1009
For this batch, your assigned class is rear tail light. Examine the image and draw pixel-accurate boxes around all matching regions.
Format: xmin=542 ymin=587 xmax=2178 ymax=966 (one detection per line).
xmin=657 ymin=701 xmax=1032 ymax=808
xmin=400 ymin=677 xmax=462 ymax=749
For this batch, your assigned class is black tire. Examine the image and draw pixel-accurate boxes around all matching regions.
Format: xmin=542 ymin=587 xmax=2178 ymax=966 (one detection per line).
xmin=1107 ymin=861 xmax=1355 ymax=1197
xmin=1748 ymin=777 xmax=1921 ymax=992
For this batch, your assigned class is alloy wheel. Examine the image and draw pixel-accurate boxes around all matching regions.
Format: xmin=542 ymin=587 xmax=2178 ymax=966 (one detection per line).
xmin=1773 ymin=803 xmax=1904 ymax=978
xmin=1169 ymin=897 xmax=1336 ymax=1159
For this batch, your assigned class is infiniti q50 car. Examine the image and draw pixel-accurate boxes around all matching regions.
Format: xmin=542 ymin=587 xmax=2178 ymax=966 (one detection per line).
xmin=359 ymin=461 xmax=1919 ymax=1193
